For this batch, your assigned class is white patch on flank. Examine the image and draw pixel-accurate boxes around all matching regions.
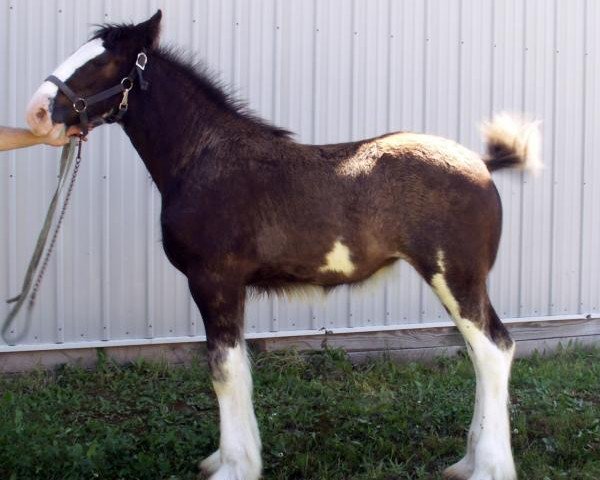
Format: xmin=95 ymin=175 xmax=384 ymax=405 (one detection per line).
xmin=32 ymin=38 xmax=106 ymax=100
xmin=432 ymin=250 xmax=517 ymax=480
xmin=202 ymin=344 xmax=262 ymax=480
xmin=318 ymin=240 xmax=356 ymax=276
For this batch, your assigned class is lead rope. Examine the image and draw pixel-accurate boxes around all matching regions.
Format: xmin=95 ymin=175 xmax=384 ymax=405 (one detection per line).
xmin=29 ymin=139 xmax=83 ymax=309
xmin=2 ymin=137 xmax=83 ymax=344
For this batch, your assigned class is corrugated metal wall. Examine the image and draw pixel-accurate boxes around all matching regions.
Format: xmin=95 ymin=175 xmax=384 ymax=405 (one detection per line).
xmin=1 ymin=0 xmax=598 ymax=350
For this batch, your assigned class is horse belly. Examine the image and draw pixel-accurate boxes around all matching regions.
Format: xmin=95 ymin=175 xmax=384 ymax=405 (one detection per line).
xmin=251 ymin=229 xmax=401 ymax=292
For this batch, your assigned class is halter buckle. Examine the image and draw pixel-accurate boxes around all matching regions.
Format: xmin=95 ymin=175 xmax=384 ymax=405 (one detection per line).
xmin=73 ymin=98 xmax=87 ymax=113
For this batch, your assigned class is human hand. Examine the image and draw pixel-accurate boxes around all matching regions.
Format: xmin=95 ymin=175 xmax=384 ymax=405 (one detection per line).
xmin=41 ymin=124 xmax=85 ymax=146
xmin=0 ymin=124 xmax=89 ymax=152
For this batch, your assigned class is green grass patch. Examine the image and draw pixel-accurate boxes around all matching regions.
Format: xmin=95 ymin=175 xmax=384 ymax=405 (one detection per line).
xmin=0 ymin=345 xmax=598 ymax=479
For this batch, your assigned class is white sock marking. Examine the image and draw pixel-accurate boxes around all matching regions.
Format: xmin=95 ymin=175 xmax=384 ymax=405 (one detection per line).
xmin=432 ymin=250 xmax=516 ymax=480
xmin=211 ymin=344 xmax=261 ymax=480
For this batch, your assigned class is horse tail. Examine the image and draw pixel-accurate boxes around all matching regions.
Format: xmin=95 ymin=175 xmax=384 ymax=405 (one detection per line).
xmin=481 ymin=113 xmax=542 ymax=173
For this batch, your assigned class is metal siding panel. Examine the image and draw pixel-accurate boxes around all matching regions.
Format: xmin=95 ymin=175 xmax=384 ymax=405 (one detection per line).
xmin=581 ymin=0 xmax=600 ymax=315
xmin=424 ymin=0 xmax=462 ymax=139
xmin=551 ymin=0 xmax=585 ymax=315
xmin=458 ymin=0 xmax=493 ymax=151
xmin=0 ymin=1 xmax=597 ymax=350
xmin=520 ymin=0 xmax=556 ymax=318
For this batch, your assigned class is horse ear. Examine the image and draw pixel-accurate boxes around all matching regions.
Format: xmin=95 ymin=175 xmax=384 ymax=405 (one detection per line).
xmin=136 ymin=9 xmax=162 ymax=49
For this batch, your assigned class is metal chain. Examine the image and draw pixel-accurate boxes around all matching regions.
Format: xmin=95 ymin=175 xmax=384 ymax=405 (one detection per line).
xmin=28 ymin=139 xmax=83 ymax=309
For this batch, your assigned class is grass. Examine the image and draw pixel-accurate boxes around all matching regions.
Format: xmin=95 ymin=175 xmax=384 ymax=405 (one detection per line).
xmin=0 ymin=346 xmax=598 ymax=480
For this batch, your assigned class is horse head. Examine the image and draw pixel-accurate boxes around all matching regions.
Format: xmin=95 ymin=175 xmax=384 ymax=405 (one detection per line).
xmin=26 ymin=10 xmax=162 ymax=137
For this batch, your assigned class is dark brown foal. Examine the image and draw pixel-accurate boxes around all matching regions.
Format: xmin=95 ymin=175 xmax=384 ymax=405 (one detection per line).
xmin=27 ymin=11 xmax=540 ymax=480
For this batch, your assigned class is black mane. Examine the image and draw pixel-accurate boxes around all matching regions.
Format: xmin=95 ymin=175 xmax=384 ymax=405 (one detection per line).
xmin=92 ymin=23 xmax=291 ymax=139
xmin=156 ymin=47 xmax=292 ymax=139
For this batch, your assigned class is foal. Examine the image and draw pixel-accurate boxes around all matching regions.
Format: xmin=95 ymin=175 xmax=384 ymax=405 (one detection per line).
xmin=26 ymin=11 xmax=540 ymax=480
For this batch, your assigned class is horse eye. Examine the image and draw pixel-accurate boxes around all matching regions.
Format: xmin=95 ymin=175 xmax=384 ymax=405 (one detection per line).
xmin=91 ymin=57 xmax=110 ymax=68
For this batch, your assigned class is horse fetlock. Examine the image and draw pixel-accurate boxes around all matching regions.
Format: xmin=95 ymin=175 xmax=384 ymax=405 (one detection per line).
xmin=467 ymin=471 xmax=517 ymax=480
xmin=199 ymin=450 xmax=221 ymax=475
xmin=468 ymin=457 xmax=516 ymax=480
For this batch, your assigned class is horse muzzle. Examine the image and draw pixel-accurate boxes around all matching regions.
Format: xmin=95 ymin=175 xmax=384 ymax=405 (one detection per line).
xmin=26 ymin=82 xmax=60 ymax=137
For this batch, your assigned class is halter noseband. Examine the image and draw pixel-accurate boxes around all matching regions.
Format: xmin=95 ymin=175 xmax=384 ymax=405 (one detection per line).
xmin=45 ymin=51 xmax=149 ymax=136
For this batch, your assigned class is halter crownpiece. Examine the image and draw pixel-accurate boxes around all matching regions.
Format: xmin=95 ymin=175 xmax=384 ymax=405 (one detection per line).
xmin=45 ymin=51 xmax=150 ymax=136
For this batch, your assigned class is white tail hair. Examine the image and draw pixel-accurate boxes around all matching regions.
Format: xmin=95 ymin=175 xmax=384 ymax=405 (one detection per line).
xmin=481 ymin=113 xmax=542 ymax=174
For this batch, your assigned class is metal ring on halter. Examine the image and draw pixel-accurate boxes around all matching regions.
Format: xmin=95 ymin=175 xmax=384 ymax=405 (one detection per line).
xmin=73 ymin=98 xmax=87 ymax=112
xmin=121 ymin=77 xmax=133 ymax=91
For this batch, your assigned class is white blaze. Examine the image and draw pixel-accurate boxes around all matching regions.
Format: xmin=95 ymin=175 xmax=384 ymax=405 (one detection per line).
xmin=26 ymin=38 xmax=106 ymax=135
xmin=37 ymin=38 xmax=106 ymax=98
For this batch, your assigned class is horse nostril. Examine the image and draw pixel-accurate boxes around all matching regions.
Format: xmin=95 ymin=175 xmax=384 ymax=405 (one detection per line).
xmin=36 ymin=108 xmax=48 ymax=122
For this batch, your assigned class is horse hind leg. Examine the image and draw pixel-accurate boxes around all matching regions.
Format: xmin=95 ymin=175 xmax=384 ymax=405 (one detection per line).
xmin=429 ymin=250 xmax=516 ymax=480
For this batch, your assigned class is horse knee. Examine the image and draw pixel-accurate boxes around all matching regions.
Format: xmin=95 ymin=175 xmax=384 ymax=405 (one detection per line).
xmin=187 ymin=271 xmax=246 ymax=377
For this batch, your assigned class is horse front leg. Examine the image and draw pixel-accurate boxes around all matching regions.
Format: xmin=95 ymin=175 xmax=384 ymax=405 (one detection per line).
xmin=188 ymin=269 xmax=261 ymax=480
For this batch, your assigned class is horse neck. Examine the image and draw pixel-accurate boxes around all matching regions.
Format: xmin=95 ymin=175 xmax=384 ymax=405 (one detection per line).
xmin=121 ymin=53 xmax=227 ymax=193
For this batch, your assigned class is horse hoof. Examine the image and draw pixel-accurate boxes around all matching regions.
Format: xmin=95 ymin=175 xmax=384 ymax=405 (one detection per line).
xmin=443 ymin=458 xmax=473 ymax=480
xmin=444 ymin=464 xmax=517 ymax=480
xmin=466 ymin=471 xmax=516 ymax=480
xmin=199 ymin=450 xmax=221 ymax=476
xmin=199 ymin=450 xmax=261 ymax=480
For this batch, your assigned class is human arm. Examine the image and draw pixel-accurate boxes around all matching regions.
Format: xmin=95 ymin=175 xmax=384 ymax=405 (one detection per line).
xmin=0 ymin=124 xmax=71 ymax=152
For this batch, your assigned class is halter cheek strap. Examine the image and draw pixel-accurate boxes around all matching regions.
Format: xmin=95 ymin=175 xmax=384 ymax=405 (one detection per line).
xmin=45 ymin=51 xmax=149 ymax=136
